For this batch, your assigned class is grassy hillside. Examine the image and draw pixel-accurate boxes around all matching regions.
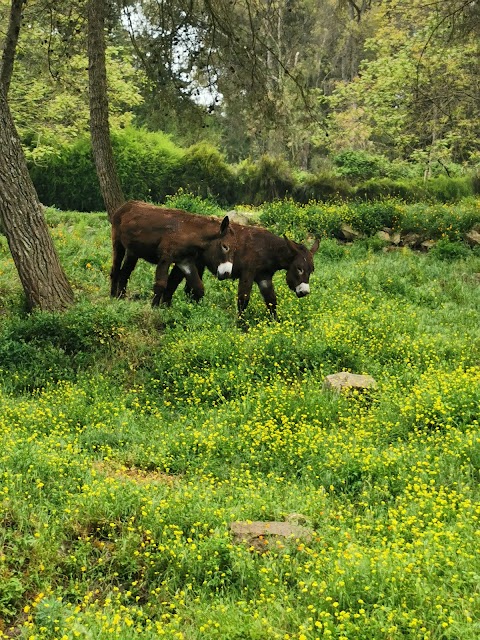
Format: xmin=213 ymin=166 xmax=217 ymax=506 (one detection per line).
xmin=0 ymin=207 xmax=479 ymax=639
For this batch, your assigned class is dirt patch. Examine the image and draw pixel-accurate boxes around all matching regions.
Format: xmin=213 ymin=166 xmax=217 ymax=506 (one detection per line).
xmin=93 ymin=461 xmax=177 ymax=485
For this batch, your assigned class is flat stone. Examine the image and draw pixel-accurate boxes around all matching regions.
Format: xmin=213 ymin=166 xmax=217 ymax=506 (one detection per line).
xmin=465 ymin=229 xmax=480 ymax=246
xmin=391 ymin=232 xmax=401 ymax=245
xmin=227 ymin=210 xmax=257 ymax=226
xmin=339 ymin=223 xmax=363 ymax=241
xmin=324 ymin=372 xmax=377 ymax=392
xmin=420 ymin=240 xmax=436 ymax=251
xmin=401 ymin=233 xmax=421 ymax=247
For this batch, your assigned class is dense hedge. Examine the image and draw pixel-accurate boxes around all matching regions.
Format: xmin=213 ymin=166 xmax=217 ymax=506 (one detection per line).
xmin=27 ymin=127 xmax=478 ymax=211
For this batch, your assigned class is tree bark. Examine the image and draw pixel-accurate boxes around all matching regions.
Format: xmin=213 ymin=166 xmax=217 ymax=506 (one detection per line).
xmin=0 ymin=87 xmax=74 ymax=311
xmin=0 ymin=0 xmax=24 ymax=94
xmin=87 ymin=0 xmax=125 ymax=222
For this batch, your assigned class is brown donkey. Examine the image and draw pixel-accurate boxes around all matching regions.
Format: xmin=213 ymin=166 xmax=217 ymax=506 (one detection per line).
xmin=163 ymin=222 xmax=319 ymax=319
xmin=110 ymin=201 xmax=236 ymax=306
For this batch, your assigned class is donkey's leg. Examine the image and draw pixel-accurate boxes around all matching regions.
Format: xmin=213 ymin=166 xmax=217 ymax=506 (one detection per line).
xmin=237 ymin=272 xmax=255 ymax=315
xmin=183 ymin=264 xmax=205 ymax=303
xmin=184 ymin=264 xmax=205 ymax=302
xmin=163 ymin=265 xmax=185 ymax=306
xmin=110 ymin=240 xmax=125 ymax=297
xmin=116 ymin=252 xmax=138 ymax=299
xmin=152 ymin=258 xmax=171 ymax=307
xmin=256 ymin=276 xmax=278 ymax=321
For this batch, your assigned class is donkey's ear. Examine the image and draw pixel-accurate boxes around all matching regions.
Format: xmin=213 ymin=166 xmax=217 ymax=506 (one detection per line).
xmin=219 ymin=216 xmax=230 ymax=237
xmin=310 ymin=238 xmax=320 ymax=255
xmin=283 ymin=235 xmax=298 ymax=254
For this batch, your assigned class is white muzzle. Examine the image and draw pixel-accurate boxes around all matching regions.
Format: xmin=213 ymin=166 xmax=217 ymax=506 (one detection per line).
xmin=217 ymin=261 xmax=233 ymax=280
xmin=295 ymin=282 xmax=310 ymax=297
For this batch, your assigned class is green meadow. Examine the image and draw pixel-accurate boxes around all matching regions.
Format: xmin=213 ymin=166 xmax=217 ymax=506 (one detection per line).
xmin=0 ymin=201 xmax=479 ymax=639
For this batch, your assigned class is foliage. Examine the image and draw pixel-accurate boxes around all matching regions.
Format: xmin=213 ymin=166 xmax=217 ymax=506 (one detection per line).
xmin=333 ymin=150 xmax=389 ymax=180
xmin=428 ymin=238 xmax=472 ymax=261
xmin=180 ymin=143 xmax=236 ymax=205
xmin=293 ymin=171 xmax=354 ymax=203
xmin=343 ymin=200 xmax=401 ymax=235
xmin=29 ymin=128 xmax=184 ymax=211
xmin=163 ymin=189 xmax=224 ymax=217
xmin=397 ymin=200 xmax=480 ymax=240
xmin=355 ymin=176 xmax=475 ymax=203
xmin=27 ymin=124 xmax=477 ymax=211
xmin=258 ymin=197 xmax=480 ymax=243
xmin=236 ymin=155 xmax=296 ymax=205
xmin=111 ymin=127 xmax=184 ymax=204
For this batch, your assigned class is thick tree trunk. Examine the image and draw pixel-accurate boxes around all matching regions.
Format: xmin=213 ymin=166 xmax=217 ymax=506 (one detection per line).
xmin=0 ymin=0 xmax=24 ymax=94
xmin=87 ymin=0 xmax=125 ymax=221
xmin=0 ymin=87 xmax=74 ymax=311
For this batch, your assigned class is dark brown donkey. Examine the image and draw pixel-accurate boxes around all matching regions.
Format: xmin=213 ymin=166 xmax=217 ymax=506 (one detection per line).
xmin=110 ymin=200 xmax=236 ymax=306
xmin=163 ymin=223 xmax=319 ymax=319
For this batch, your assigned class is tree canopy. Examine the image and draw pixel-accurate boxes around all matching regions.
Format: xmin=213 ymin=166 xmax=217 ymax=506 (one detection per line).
xmin=1 ymin=0 xmax=479 ymax=169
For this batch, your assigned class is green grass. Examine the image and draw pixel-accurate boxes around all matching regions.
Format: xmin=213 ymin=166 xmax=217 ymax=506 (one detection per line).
xmin=0 ymin=205 xmax=479 ymax=639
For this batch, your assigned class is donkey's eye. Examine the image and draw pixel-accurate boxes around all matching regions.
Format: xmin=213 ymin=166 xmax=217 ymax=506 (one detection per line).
xmin=222 ymin=244 xmax=229 ymax=252
xmin=297 ymin=267 xmax=304 ymax=275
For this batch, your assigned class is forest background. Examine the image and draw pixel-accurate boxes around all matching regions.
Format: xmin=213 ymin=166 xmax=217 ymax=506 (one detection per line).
xmin=2 ymin=0 xmax=479 ymax=211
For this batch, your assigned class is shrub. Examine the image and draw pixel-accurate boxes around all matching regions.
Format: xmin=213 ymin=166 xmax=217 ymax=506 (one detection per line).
xmin=259 ymin=200 xmax=345 ymax=241
xmin=29 ymin=137 xmax=102 ymax=211
xmin=0 ymin=303 xmax=129 ymax=392
xmin=428 ymin=239 xmax=471 ymax=261
xmin=356 ymin=176 xmax=474 ymax=203
xmin=398 ymin=201 xmax=480 ymax=240
xmin=236 ymin=155 xmax=295 ymax=205
xmin=259 ymin=199 xmax=305 ymax=239
xmin=344 ymin=201 xmax=401 ymax=235
xmin=333 ymin=150 xmax=388 ymax=180
xmin=112 ymin=127 xmax=183 ymax=203
xmin=163 ymin=189 xmax=224 ymax=216
xmin=293 ymin=172 xmax=354 ymax=203
xmin=303 ymin=202 xmax=345 ymax=238
xmin=179 ymin=142 xmax=235 ymax=205
xmin=425 ymin=175 xmax=474 ymax=202
xmin=29 ymin=128 xmax=185 ymax=211
xmin=355 ymin=178 xmax=429 ymax=202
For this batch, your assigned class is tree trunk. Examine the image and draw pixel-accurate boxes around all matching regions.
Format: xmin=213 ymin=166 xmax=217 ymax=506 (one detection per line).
xmin=0 ymin=0 xmax=24 ymax=94
xmin=0 ymin=87 xmax=74 ymax=311
xmin=87 ymin=0 xmax=125 ymax=222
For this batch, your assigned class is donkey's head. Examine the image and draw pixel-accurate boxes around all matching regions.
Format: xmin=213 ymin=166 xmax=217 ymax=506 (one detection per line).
xmin=203 ymin=216 xmax=236 ymax=280
xmin=284 ymin=237 xmax=319 ymax=298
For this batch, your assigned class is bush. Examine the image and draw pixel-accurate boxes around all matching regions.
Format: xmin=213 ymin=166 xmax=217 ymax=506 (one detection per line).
xmin=29 ymin=137 xmax=102 ymax=211
xmin=28 ymin=129 xmax=478 ymax=212
xmin=428 ymin=239 xmax=471 ymax=261
xmin=0 ymin=304 xmax=129 ymax=392
xmin=179 ymin=142 xmax=236 ymax=205
xmin=398 ymin=201 xmax=480 ymax=240
xmin=235 ymin=155 xmax=295 ymax=205
xmin=425 ymin=175 xmax=474 ymax=202
xmin=259 ymin=200 xmax=345 ymax=241
xmin=29 ymin=128 xmax=185 ymax=211
xmin=333 ymin=150 xmax=389 ymax=181
xmin=112 ymin=127 xmax=183 ymax=204
xmin=293 ymin=172 xmax=354 ymax=203
xmin=259 ymin=199 xmax=305 ymax=239
xmin=164 ymin=189 xmax=224 ymax=216
xmin=355 ymin=176 xmax=474 ymax=203
xmin=344 ymin=201 xmax=401 ymax=235
xmin=355 ymin=178 xmax=428 ymax=202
